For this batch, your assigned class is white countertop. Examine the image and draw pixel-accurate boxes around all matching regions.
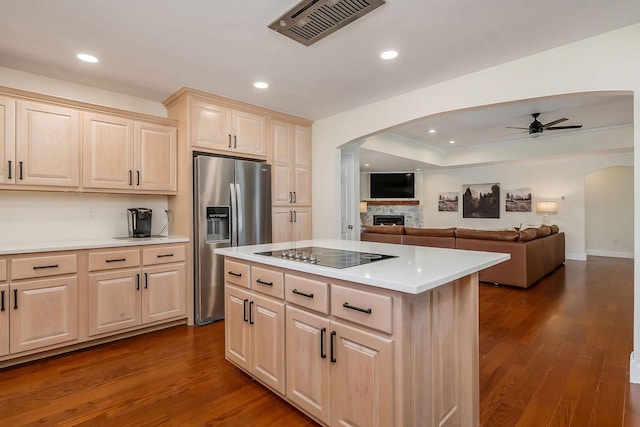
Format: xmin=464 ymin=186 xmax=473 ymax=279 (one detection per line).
xmin=0 ymin=236 xmax=190 ymax=255
xmin=215 ymin=239 xmax=510 ymax=294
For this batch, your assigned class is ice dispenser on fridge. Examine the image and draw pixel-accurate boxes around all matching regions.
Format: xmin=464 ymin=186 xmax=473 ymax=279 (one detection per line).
xmin=206 ymin=206 xmax=230 ymax=242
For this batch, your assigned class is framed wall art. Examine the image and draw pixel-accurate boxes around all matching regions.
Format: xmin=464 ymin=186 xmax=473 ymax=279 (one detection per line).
xmin=505 ymin=188 xmax=532 ymax=212
xmin=438 ymin=192 xmax=459 ymax=212
xmin=462 ymin=183 xmax=500 ymax=218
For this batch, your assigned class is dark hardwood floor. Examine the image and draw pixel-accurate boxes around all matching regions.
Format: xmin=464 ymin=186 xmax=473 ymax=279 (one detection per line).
xmin=0 ymin=256 xmax=637 ymax=426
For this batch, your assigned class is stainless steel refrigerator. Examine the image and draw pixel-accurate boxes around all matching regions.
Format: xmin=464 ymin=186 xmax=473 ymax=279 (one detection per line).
xmin=194 ymin=155 xmax=272 ymax=325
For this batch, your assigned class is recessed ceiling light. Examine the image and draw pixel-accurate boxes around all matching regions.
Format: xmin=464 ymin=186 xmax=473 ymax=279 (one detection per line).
xmin=416 ymin=168 xmax=421 ymax=171
xmin=449 ymin=140 xmax=455 ymax=144
xmin=76 ymin=53 xmax=98 ymax=63
xmin=254 ymin=82 xmax=269 ymax=89
xmin=428 ymin=129 xmax=436 ymax=134
xmin=364 ymin=163 xmax=370 ymax=167
xmin=380 ymin=50 xmax=398 ymax=60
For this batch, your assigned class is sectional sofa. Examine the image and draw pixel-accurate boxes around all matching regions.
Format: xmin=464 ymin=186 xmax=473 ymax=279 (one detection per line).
xmin=360 ymin=225 xmax=565 ymax=288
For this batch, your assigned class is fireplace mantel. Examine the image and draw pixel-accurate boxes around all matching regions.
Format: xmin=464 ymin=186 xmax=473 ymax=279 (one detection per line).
xmin=363 ymin=200 xmax=420 ymax=206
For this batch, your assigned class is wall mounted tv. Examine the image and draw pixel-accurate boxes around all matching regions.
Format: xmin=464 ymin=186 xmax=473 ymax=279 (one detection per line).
xmin=370 ymin=173 xmax=415 ymax=198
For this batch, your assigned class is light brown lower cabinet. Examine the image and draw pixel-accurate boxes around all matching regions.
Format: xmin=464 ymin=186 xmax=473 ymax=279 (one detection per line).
xmin=223 ymin=258 xmax=481 ymax=427
xmin=225 ymin=284 xmax=286 ymax=394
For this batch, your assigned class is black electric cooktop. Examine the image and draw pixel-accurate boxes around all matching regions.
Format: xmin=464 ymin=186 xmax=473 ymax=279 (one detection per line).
xmin=255 ymin=246 xmax=397 ymax=269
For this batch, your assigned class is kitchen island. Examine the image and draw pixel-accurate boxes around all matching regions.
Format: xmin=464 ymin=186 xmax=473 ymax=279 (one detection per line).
xmin=216 ymin=239 xmax=509 ymax=427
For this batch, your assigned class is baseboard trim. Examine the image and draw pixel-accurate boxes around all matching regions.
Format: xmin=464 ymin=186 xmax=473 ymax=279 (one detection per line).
xmin=566 ymin=252 xmax=587 ymax=261
xmin=631 ymin=352 xmax=640 ymax=383
xmin=586 ymin=249 xmax=634 ymax=259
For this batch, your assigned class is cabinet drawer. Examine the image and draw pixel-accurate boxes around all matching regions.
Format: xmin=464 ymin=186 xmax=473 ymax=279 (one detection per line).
xmin=331 ymin=284 xmax=392 ymax=334
xmin=225 ymin=260 xmax=250 ymax=288
xmin=0 ymin=259 xmax=6 ymax=281
xmin=143 ymin=245 xmax=186 ymax=265
xmin=285 ymin=274 xmax=329 ymax=314
xmin=11 ymin=254 xmax=77 ymax=280
xmin=89 ymin=249 xmax=141 ymax=271
xmin=251 ymin=266 xmax=284 ymax=299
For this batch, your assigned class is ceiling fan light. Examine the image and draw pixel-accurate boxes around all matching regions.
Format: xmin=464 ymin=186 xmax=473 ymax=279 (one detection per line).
xmin=530 ymin=132 xmax=542 ymax=138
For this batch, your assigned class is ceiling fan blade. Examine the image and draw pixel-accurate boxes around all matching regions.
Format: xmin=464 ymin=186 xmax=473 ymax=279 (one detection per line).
xmin=542 ymin=118 xmax=568 ymax=128
xmin=547 ymin=125 xmax=583 ymax=130
xmin=496 ymin=130 xmax=528 ymax=138
xmin=505 ymin=126 xmax=529 ymax=130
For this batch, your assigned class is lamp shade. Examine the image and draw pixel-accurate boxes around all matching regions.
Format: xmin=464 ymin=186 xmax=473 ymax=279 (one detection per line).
xmin=536 ymin=201 xmax=558 ymax=214
xmin=359 ymin=201 xmax=368 ymax=213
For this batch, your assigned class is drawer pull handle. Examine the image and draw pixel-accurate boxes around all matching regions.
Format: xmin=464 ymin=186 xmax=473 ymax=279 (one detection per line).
xmin=136 ymin=273 xmax=140 ymax=291
xmin=1 ymin=290 xmax=5 ymax=311
xmin=13 ymin=289 xmax=18 ymax=309
xmin=320 ymin=327 xmax=327 ymax=359
xmin=33 ymin=264 xmax=59 ymax=270
xmin=144 ymin=272 xmax=148 ymax=289
xmin=157 ymin=253 xmax=174 ymax=258
xmin=249 ymin=301 xmax=254 ymax=325
xmin=256 ymin=279 xmax=273 ymax=287
xmin=292 ymin=288 xmax=314 ymax=299
xmin=19 ymin=161 xmax=23 ymax=180
xmin=7 ymin=160 xmax=11 ymax=180
xmin=106 ymin=258 xmax=126 ymax=263
xmin=228 ymin=271 xmax=242 ymax=277
xmin=243 ymin=299 xmax=249 ymax=322
xmin=342 ymin=302 xmax=372 ymax=314
xmin=330 ymin=331 xmax=336 ymax=363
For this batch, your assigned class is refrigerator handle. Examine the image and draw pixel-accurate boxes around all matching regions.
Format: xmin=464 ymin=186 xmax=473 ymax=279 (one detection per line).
xmin=230 ymin=183 xmax=238 ymax=246
xmin=235 ymin=183 xmax=243 ymax=243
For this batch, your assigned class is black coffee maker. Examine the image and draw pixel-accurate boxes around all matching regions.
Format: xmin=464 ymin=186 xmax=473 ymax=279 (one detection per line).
xmin=127 ymin=208 xmax=152 ymax=238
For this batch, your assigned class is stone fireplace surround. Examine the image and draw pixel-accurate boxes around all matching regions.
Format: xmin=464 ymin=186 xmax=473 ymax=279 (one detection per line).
xmin=361 ymin=200 xmax=423 ymax=228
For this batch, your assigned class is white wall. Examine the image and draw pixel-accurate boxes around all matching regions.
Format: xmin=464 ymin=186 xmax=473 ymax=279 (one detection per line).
xmin=0 ymin=191 xmax=169 ymax=243
xmin=311 ymin=23 xmax=640 ymax=381
xmin=585 ymin=166 xmax=634 ymax=258
xmin=419 ymin=152 xmax=632 ymax=260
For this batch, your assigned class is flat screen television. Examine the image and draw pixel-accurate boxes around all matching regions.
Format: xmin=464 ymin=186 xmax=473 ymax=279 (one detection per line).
xmin=370 ymin=173 xmax=415 ymax=198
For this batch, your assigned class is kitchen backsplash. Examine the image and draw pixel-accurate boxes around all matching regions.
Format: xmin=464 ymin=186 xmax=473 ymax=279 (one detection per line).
xmin=0 ymin=191 xmax=169 ymax=243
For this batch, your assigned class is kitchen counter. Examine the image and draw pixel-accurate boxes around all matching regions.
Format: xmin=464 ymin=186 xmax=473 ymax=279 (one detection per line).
xmin=0 ymin=235 xmax=189 ymax=255
xmin=215 ymin=238 xmax=509 ymax=294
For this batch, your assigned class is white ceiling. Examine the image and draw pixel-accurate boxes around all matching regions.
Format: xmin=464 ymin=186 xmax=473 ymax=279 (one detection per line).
xmin=1 ymin=1 xmax=638 ymax=172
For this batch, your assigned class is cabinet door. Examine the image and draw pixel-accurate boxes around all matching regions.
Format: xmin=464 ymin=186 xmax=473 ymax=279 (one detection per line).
xmin=16 ymin=100 xmax=80 ymax=187
xmin=272 ymin=207 xmax=293 ymax=243
xmin=0 ymin=96 xmax=16 ymax=185
xmin=134 ymin=121 xmax=177 ymax=192
xmin=292 ymin=125 xmax=311 ymax=206
xmin=330 ymin=321 xmax=394 ymax=427
xmin=190 ymin=99 xmax=232 ymax=151
xmin=232 ymin=110 xmax=265 ymax=157
xmin=224 ymin=284 xmax=251 ymax=371
xmin=270 ymin=120 xmax=293 ymax=205
xmin=0 ymin=283 xmax=8 ymax=356
xmin=286 ymin=306 xmax=331 ymax=424
xmin=88 ymin=269 xmax=141 ymax=336
xmin=251 ymin=293 xmax=286 ymax=394
xmin=10 ymin=276 xmax=78 ymax=353
xmin=82 ymin=112 xmax=134 ymax=190
xmin=292 ymin=207 xmax=312 ymax=241
xmin=141 ymin=263 xmax=185 ymax=323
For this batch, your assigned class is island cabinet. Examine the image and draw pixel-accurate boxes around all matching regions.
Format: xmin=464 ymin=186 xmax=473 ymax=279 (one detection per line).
xmin=88 ymin=244 xmax=186 ymax=337
xmin=1 ymin=252 xmax=78 ymax=357
xmin=224 ymin=260 xmax=286 ymax=394
xmin=82 ymin=112 xmax=177 ymax=193
xmin=222 ymin=257 xmax=481 ymax=427
xmin=190 ymin=98 xmax=266 ymax=158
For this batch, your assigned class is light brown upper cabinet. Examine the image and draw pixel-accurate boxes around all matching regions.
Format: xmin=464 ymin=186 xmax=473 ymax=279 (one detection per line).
xmin=8 ymin=100 xmax=80 ymax=188
xmin=83 ymin=112 xmax=177 ymax=193
xmin=0 ymin=96 xmax=16 ymax=185
xmin=270 ymin=120 xmax=311 ymax=206
xmin=190 ymin=98 xmax=266 ymax=157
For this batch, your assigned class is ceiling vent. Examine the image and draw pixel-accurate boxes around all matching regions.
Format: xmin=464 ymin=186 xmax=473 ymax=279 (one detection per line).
xmin=269 ymin=0 xmax=385 ymax=46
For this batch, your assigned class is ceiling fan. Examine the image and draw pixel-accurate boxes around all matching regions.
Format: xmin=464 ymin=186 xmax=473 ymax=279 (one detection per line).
xmin=506 ymin=113 xmax=583 ymax=138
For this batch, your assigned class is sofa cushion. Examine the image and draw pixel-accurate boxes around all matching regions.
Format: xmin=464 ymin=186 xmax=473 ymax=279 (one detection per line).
xmin=404 ymin=227 xmax=456 ymax=237
xmin=360 ymin=225 xmax=405 ymax=235
xmin=518 ymin=228 xmax=538 ymax=242
xmin=550 ymin=225 xmax=559 ymax=234
xmin=455 ymin=228 xmax=519 ymax=242
xmin=535 ymin=225 xmax=552 ymax=238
